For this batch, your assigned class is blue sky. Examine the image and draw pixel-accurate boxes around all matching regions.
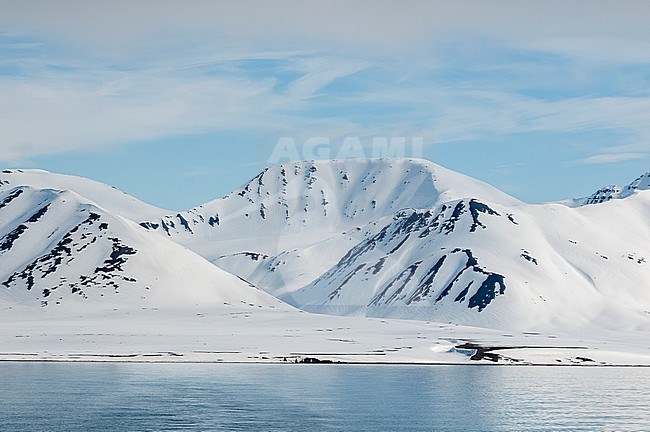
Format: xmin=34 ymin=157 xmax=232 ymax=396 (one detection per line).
xmin=1 ymin=1 xmax=649 ymax=210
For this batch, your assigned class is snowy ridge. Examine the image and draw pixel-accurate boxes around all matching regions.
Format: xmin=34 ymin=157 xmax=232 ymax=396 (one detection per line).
xmin=140 ymin=158 xmax=521 ymax=259
xmin=0 ymin=169 xmax=169 ymax=221
xmin=564 ymin=171 xmax=650 ymax=207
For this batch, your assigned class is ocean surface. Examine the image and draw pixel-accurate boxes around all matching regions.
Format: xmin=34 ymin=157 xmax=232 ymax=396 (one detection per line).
xmin=1 ymin=363 xmax=648 ymax=431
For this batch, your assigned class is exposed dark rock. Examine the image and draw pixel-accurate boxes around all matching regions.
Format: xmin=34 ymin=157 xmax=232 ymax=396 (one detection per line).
xmin=234 ymin=251 xmax=269 ymax=261
xmin=95 ymin=238 xmax=137 ymax=273
xmin=407 ymin=255 xmax=447 ymax=304
xmin=177 ymin=214 xmax=192 ymax=233
xmin=26 ymin=204 xmax=51 ymax=223
xmin=2 ymin=212 xmax=102 ymax=290
xmin=388 ymin=234 xmax=410 ymax=254
xmin=468 ymin=199 xmax=500 ymax=232
xmin=0 ymin=224 xmax=28 ymax=252
xmin=329 ymin=264 xmax=366 ymax=300
xmin=160 ymin=220 xmax=172 ymax=235
xmin=370 ymin=261 xmax=421 ymax=305
xmin=521 ymin=251 xmax=538 ymax=265
xmin=441 ymin=201 xmax=466 ymax=234
xmin=370 ymin=256 xmax=388 ymax=275
xmin=139 ymin=222 xmax=159 ymax=230
xmin=468 ymin=274 xmax=506 ymax=311
xmin=454 ymin=281 xmax=474 ymax=303
xmin=0 ymin=189 xmax=24 ymax=210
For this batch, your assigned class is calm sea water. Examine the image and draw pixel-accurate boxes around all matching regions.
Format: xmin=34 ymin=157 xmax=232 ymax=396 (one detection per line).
xmin=1 ymin=363 xmax=648 ymax=431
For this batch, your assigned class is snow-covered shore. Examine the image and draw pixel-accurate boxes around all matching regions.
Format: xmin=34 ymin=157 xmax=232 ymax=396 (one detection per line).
xmin=3 ymin=306 xmax=649 ymax=366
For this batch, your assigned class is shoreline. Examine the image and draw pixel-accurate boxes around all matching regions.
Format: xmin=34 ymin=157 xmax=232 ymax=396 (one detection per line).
xmin=2 ymin=358 xmax=650 ymax=367
xmin=3 ymin=309 xmax=649 ymax=369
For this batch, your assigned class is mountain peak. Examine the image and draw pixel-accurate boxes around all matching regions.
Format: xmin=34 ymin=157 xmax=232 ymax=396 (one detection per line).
xmin=0 ymin=168 xmax=168 ymax=221
xmin=567 ymin=170 xmax=650 ymax=207
xmin=139 ymin=158 xmax=521 ymax=258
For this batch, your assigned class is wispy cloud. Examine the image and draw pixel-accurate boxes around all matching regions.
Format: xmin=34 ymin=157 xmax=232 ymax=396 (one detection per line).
xmin=2 ymin=0 xmax=650 ymax=166
xmin=581 ymin=152 xmax=648 ymax=165
xmin=0 ymin=46 xmax=373 ymax=161
xmin=287 ymin=57 xmax=370 ymax=100
xmin=0 ymin=61 xmax=278 ymax=160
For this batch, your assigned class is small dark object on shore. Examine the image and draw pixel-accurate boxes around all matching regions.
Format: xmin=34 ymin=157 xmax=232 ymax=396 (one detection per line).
xmin=300 ymin=357 xmax=334 ymax=364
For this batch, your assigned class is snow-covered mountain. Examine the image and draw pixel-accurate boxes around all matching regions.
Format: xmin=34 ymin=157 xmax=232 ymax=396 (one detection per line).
xmin=0 ymin=180 xmax=285 ymax=311
xmin=135 ymin=159 xmax=650 ymax=331
xmin=2 ymin=161 xmax=648 ymax=334
xmin=564 ymin=171 xmax=650 ymax=207
xmin=286 ymin=195 xmax=650 ymax=330
xmin=139 ymin=159 xmax=521 ymax=259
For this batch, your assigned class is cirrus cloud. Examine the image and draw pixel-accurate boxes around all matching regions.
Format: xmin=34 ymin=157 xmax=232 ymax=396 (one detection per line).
xmin=581 ymin=152 xmax=648 ymax=165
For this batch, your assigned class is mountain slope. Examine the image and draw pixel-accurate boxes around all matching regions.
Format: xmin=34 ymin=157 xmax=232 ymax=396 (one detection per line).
xmin=285 ymin=193 xmax=650 ymax=330
xmin=0 ymin=185 xmax=285 ymax=311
